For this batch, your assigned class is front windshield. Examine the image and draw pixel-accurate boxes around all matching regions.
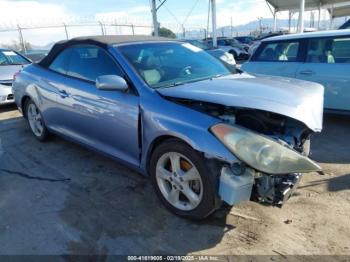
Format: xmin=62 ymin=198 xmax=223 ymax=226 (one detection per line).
xmin=0 ymin=50 xmax=30 ymax=65
xmin=118 ymin=42 xmax=231 ymax=89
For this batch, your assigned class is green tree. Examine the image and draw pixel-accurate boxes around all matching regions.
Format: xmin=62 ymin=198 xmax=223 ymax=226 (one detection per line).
xmin=158 ymin=27 xmax=176 ymax=38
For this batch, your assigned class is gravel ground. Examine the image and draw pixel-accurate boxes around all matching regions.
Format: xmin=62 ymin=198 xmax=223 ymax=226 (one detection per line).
xmin=0 ymin=104 xmax=349 ymax=257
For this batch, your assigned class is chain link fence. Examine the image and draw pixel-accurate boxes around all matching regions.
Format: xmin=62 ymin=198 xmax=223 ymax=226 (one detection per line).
xmin=0 ymin=21 xmax=153 ymax=52
xmin=0 ymin=19 xmax=298 ymax=53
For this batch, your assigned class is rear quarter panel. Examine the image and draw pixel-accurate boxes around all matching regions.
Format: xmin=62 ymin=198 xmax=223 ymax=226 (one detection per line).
xmin=12 ymin=65 xmax=59 ymax=123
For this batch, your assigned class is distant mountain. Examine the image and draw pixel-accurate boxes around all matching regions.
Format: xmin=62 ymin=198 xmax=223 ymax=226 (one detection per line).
xmin=218 ymin=18 xmax=344 ymax=36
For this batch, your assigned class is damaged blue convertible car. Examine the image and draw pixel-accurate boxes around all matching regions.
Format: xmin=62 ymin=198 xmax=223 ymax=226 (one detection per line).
xmin=12 ymin=36 xmax=324 ymax=219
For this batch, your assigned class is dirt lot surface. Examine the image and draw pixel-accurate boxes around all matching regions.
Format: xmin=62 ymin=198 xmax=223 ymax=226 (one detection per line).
xmin=0 ymin=104 xmax=349 ymax=257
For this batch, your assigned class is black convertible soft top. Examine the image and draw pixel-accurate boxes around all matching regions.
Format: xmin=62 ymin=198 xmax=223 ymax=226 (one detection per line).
xmin=39 ymin=35 xmax=170 ymax=67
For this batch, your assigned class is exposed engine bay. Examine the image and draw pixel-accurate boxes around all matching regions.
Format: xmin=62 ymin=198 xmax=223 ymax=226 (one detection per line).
xmin=169 ymin=98 xmax=314 ymax=207
xmin=170 ymin=98 xmax=313 ymax=155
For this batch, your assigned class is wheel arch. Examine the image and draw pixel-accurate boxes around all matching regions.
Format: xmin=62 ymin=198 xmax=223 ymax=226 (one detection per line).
xmin=145 ymin=135 xmax=192 ymax=175
xmin=21 ymin=95 xmax=32 ymax=118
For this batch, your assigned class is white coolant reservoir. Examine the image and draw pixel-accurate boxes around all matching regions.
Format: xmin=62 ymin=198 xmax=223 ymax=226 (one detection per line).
xmin=219 ymin=166 xmax=255 ymax=205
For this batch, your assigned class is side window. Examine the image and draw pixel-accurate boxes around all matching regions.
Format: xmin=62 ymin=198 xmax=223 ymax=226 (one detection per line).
xmin=307 ymin=37 xmax=350 ymax=63
xmin=67 ymin=46 xmax=123 ymax=82
xmin=254 ymin=41 xmax=300 ymax=62
xmin=334 ymin=37 xmax=350 ymax=63
xmin=48 ymin=49 xmax=72 ymax=74
xmin=218 ymin=40 xmax=228 ymax=46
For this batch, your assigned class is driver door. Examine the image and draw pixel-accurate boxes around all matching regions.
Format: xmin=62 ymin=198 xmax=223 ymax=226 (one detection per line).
xmin=55 ymin=45 xmax=140 ymax=166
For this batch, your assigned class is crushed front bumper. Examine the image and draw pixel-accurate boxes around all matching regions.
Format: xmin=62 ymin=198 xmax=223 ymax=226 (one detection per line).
xmin=218 ymin=164 xmax=302 ymax=207
xmin=253 ymin=173 xmax=302 ymax=207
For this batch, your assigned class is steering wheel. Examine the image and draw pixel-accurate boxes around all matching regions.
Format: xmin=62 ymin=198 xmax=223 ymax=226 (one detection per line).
xmin=180 ymin=66 xmax=192 ymax=76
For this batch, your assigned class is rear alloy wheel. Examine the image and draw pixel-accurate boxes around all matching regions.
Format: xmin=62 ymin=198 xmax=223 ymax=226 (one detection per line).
xmin=150 ymin=140 xmax=217 ymax=219
xmin=25 ymin=99 xmax=49 ymax=141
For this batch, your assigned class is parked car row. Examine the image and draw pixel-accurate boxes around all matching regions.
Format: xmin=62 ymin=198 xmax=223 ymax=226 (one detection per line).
xmin=203 ymin=37 xmax=250 ymax=60
xmin=242 ymin=29 xmax=350 ymax=112
xmin=182 ymin=39 xmax=236 ymax=72
xmin=11 ymin=35 xmax=323 ymax=219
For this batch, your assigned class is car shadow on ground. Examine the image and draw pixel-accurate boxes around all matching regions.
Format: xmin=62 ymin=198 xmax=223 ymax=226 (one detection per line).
xmin=0 ymin=104 xmax=17 ymax=113
xmin=298 ymin=173 xmax=350 ymax=192
xmin=327 ymin=173 xmax=350 ymax=191
xmin=312 ymin=114 xmax=350 ymax=164
xmin=58 ymin=157 xmax=234 ymax=256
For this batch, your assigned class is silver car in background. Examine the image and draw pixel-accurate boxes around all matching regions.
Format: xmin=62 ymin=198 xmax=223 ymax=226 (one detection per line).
xmin=204 ymin=38 xmax=250 ymax=60
xmin=242 ymin=30 xmax=350 ymax=112
xmin=183 ymin=40 xmax=236 ymax=71
xmin=0 ymin=48 xmax=31 ymax=105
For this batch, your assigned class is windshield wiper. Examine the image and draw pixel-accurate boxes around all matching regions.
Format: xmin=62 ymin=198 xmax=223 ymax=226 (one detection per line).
xmin=157 ymin=74 xmax=230 ymax=89
xmin=160 ymin=81 xmax=186 ymax=89
xmin=210 ymin=73 xmax=231 ymax=79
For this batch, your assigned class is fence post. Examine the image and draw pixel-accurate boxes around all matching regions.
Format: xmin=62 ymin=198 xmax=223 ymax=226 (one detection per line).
xmin=131 ymin=24 xmax=135 ymax=35
xmin=98 ymin=21 xmax=105 ymax=35
xmin=63 ymin=23 xmax=69 ymax=40
xmin=17 ymin=24 xmax=26 ymax=53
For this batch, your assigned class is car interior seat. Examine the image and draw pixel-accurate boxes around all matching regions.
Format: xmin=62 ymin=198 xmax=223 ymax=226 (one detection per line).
xmin=307 ymin=40 xmax=322 ymax=63
xmin=324 ymin=39 xmax=335 ymax=63
xmin=138 ymin=56 xmax=162 ymax=86
xmin=285 ymin=43 xmax=298 ymax=61
xmin=275 ymin=44 xmax=288 ymax=61
xmin=262 ymin=48 xmax=275 ymax=60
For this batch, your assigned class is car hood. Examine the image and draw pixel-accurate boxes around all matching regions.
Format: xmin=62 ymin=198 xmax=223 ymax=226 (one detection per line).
xmin=0 ymin=65 xmax=24 ymax=81
xmin=157 ymin=73 xmax=324 ymax=132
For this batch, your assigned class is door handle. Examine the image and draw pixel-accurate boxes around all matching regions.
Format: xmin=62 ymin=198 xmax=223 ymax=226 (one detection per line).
xmin=299 ymin=70 xmax=315 ymax=76
xmin=58 ymin=90 xmax=69 ymax=98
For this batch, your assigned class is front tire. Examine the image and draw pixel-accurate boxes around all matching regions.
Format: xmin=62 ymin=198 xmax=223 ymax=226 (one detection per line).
xmin=149 ymin=139 xmax=218 ymax=219
xmin=25 ymin=99 xmax=49 ymax=141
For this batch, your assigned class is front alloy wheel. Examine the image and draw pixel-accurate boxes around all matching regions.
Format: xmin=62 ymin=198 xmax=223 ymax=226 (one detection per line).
xmin=150 ymin=139 xmax=218 ymax=219
xmin=156 ymin=152 xmax=203 ymax=211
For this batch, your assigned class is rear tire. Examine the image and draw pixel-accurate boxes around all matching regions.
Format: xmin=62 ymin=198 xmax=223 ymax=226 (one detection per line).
xmin=25 ymin=99 xmax=49 ymax=141
xmin=149 ymin=139 xmax=218 ymax=219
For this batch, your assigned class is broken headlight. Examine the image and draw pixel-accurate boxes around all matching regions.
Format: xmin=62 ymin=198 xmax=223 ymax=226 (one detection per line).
xmin=211 ymin=123 xmax=321 ymax=174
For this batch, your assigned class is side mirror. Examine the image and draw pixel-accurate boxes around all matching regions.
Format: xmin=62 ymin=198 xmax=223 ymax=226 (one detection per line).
xmin=96 ymin=75 xmax=128 ymax=91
